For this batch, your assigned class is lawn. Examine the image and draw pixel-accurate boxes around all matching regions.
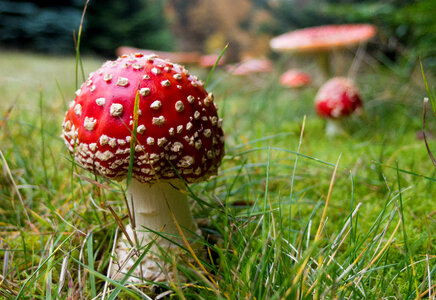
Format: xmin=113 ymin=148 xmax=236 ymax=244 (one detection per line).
xmin=0 ymin=50 xmax=435 ymax=299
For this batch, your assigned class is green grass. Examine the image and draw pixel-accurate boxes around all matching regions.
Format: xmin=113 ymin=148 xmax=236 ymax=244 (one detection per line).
xmin=0 ymin=50 xmax=435 ymax=299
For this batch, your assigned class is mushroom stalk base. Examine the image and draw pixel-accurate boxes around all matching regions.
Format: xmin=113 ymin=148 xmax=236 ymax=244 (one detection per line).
xmin=111 ymin=179 xmax=202 ymax=283
xmin=325 ymin=119 xmax=343 ymax=136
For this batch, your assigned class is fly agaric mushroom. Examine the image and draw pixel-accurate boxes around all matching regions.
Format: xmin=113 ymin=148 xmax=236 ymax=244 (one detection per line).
xmin=228 ymin=57 xmax=273 ymax=76
xmin=315 ymin=77 xmax=362 ymax=135
xmin=270 ymin=24 xmax=376 ymax=78
xmin=62 ymin=53 xmax=224 ymax=282
xmin=199 ymin=54 xmax=225 ymax=68
xmin=279 ymin=69 xmax=312 ymax=88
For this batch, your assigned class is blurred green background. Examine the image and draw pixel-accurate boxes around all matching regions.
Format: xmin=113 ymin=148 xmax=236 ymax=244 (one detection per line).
xmin=1 ymin=0 xmax=436 ymax=70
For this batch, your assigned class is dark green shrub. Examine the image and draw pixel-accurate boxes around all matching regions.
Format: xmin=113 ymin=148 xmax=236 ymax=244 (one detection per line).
xmin=0 ymin=1 xmax=82 ymax=53
xmin=82 ymin=0 xmax=174 ymax=57
xmin=0 ymin=0 xmax=174 ymax=56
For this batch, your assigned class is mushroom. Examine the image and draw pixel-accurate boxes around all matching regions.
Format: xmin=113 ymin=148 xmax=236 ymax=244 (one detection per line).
xmin=199 ymin=54 xmax=225 ymax=68
xmin=279 ymin=69 xmax=312 ymax=88
xmin=315 ymin=77 xmax=363 ymax=135
xmin=270 ymin=24 xmax=376 ymax=78
xmin=227 ymin=57 xmax=273 ymax=76
xmin=61 ymin=53 xmax=224 ymax=282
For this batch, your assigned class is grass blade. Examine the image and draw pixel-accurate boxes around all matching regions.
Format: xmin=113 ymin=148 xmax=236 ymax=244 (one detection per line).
xmin=420 ymin=61 xmax=436 ymax=113
xmin=314 ymin=153 xmax=341 ymax=242
xmin=74 ymin=0 xmax=90 ymax=89
xmin=126 ymin=89 xmax=140 ymax=189
xmin=87 ymin=233 xmax=96 ymax=298
xmin=204 ymin=43 xmax=228 ymax=89
xmin=422 ymin=97 xmax=436 ymax=167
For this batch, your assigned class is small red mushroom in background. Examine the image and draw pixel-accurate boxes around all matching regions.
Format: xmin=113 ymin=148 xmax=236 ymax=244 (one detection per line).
xmin=62 ymin=53 xmax=224 ymax=282
xmin=315 ymin=77 xmax=363 ymax=135
xmin=227 ymin=57 xmax=273 ymax=76
xmin=279 ymin=69 xmax=312 ymax=88
xmin=199 ymin=54 xmax=225 ymax=68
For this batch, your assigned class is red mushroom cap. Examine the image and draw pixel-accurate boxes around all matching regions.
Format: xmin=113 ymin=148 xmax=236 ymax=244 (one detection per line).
xmin=228 ymin=58 xmax=273 ymax=76
xmin=270 ymin=24 xmax=376 ymax=53
xmin=199 ymin=54 xmax=225 ymax=68
xmin=279 ymin=69 xmax=312 ymax=88
xmin=62 ymin=54 xmax=224 ymax=183
xmin=315 ymin=77 xmax=362 ymax=119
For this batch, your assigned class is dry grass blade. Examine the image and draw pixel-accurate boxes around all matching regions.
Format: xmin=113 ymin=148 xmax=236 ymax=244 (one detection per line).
xmin=331 ymin=202 xmax=362 ymax=251
xmin=57 ymin=254 xmax=69 ymax=295
xmin=2 ymin=249 xmax=9 ymax=279
xmin=0 ymin=105 xmax=13 ymax=131
xmin=111 ymin=247 xmax=136 ymax=280
xmin=156 ymin=289 xmax=174 ymax=300
xmin=123 ymin=193 xmax=135 ymax=233
xmin=0 ymin=150 xmax=32 ymax=225
xmin=78 ymin=230 xmax=93 ymax=300
xmin=101 ymin=228 xmax=119 ymax=300
xmin=327 ymin=228 xmax=352 ymax=267
xmin=425 ymin=254 xmax=434 ymax=299
xmin=67 ymin=270 xmax=74 ymax=299
xmin=107 ymin=205 xmax=134 ymax=248
xmin=424 ymin=215 xmax=433 ymax=299
xmin=422 ymin=97 xmax=436 ymax=167
xmin=306 ymin=220 xmax=312 ymax=250
xmin=54 ymin=210 xmax=86 ymax=236
xmin=126 ymin=193 xmax=145 ymax=281
xmin=426 ymin=253 xmax=433 ymax=300
xmin=73 ymin=172 xmax=115 ymax=191
xmin=419 ymin=283 xmax=436 ymax=299
xmin=314 ymin=153 xmax=342 ymax=242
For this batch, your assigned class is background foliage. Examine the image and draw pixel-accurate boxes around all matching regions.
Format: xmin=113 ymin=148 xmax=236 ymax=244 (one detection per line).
xmin=0 ymin=0 xmax=173 ymax=56
xmin=2 ymin=0 xmax=436 ymax=66
xmin=82 ymin=0 xmax=173 ymax=57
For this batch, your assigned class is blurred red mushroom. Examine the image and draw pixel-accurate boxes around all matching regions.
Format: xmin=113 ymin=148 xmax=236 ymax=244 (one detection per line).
xmin=116 ymin=46 xmax=201 ymax=65
xmin=228 ymin=57 xmax=273 ymax=76
xmin=315 ymin=77 xmax=363 ymax=135
xmin=199 ymin=54 xmax=225 ymax=68
xmin=279 ymin=69 xmax=312 ymax=88
xmin=270 ymin=24 xmax=376 ymax=78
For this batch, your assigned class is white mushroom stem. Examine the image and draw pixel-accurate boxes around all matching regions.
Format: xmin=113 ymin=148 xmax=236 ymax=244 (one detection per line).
xmin=112 ymin=179 xmax=201 ymax=282
xmin=127 ymin=178 xmax=198 ymax=249
xmin=325 ymin=119 xmax=343 ymax=136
